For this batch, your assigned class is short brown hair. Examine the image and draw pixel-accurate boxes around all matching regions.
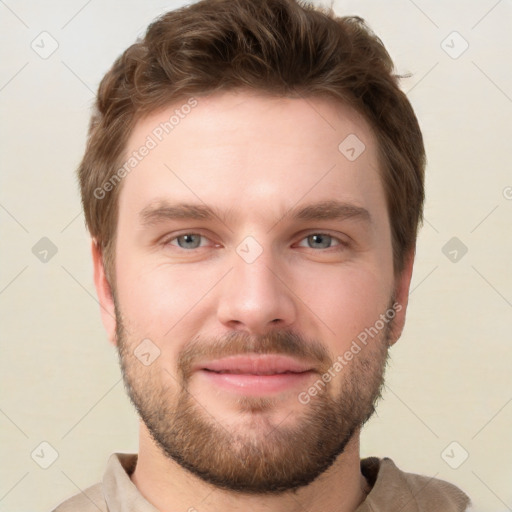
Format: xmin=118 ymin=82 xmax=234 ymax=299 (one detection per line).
xmin=79 ymin=0 xmax=425 ymax=286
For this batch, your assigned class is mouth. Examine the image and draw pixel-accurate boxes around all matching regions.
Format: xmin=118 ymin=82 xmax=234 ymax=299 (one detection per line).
xmin=204 ymin=369 xmax=306 ymax=375
xmin=197 ymin=354 xmax=315 ymax=374
xmin=193 ymin=354 xmax=316 ymax=395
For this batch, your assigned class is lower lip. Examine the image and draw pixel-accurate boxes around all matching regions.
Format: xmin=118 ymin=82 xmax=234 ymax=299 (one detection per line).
xmin=198 ymin=370 xmax=315 ymax=395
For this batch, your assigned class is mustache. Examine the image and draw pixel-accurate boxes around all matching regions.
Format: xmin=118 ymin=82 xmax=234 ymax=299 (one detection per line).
xmin=178 ymin=330 xmax=334 ymax=381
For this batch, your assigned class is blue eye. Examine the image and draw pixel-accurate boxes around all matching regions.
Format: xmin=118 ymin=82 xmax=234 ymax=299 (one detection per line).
xmin=298 ymin=234 xmax=343 ymax=250
xmin=170 ymin=234 xmax=205 ymax=249
xmin=163 ymin=232 xmax=346 ymax=252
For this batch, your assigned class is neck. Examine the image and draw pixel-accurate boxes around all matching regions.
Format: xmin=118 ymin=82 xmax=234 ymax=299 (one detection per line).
xmin=131 ymin=422 xmax=369 ymax=512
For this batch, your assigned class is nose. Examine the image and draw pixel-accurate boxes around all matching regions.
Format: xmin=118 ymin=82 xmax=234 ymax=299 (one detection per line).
xmin=216 ymin=243 xmax=297 ymax=334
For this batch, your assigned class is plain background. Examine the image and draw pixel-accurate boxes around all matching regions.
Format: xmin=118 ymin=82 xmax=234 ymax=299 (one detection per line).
xmin=0 ymin=1 xmax=511 ymax=511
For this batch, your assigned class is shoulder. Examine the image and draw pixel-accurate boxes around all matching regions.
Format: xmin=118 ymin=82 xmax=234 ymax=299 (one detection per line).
xmin=51 ymin=482 xmax=106 ymax=512
xmin=361 ymin=457 xmax=472 ymax=511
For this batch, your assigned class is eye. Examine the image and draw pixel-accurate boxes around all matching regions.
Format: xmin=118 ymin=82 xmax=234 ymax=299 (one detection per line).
xmin=162 ymin=232 xmax=347 ymax=251
xmin=297 ymin=233 xmax=345 ymax=250
xmin=167 ymin=233 xmax=209 ymax=250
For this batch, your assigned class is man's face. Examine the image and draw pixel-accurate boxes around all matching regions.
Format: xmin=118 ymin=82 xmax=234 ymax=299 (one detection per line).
xmin=97 ymin=90 xmax=410 ymax=493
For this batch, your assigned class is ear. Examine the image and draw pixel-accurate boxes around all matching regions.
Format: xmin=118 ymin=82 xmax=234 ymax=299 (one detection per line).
xmin=91 ymin=239 xmax=117 ymax=346
xmin=388 ymin=247 xmax=415 ymax=347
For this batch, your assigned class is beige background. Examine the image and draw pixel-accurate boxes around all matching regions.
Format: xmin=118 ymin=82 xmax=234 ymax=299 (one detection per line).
xmin=1 ymin=1 xmax=511 ymax=511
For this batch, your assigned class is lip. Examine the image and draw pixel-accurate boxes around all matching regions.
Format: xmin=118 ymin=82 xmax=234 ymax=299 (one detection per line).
xmin=192 ymin=354 xmax=316 ymax=396
xmin=194 ymin=354 xmax=315 ymax=375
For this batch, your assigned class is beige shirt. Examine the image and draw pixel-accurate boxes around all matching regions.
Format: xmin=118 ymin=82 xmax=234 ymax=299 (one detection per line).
xmin=51 ymin=453 xmax=471 ymax=512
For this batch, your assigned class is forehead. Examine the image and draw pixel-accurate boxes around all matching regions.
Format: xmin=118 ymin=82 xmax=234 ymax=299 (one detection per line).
xmin=118 ymin=90 xmax=384 ymax=224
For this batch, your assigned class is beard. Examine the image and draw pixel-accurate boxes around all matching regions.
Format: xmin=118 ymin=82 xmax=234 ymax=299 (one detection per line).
xmin=115 ymin=298 xmax=391 ymax=495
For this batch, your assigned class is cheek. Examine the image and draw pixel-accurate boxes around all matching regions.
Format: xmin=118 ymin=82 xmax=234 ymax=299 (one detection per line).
xmin=115 ymin=252 xmax=221 ymax=339
xmin=293 ymin=263 xmax=393 ymax=349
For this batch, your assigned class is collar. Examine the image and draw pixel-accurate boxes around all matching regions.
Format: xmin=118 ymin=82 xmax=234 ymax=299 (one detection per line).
xmin=102 ymin=453 xmax=470 ymax=512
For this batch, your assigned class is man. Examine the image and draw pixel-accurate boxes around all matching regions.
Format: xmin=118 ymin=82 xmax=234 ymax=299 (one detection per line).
xmin=53 ymin=0 xmax=472 ymax=510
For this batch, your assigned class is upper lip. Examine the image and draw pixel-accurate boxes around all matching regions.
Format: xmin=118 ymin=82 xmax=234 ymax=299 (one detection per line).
xmin=194 ymin=354 xmax=315 ymax=375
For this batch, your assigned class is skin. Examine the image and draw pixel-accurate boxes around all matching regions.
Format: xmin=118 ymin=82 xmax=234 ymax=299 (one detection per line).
xmin=92 ymin=89 xmax=414 ymax=512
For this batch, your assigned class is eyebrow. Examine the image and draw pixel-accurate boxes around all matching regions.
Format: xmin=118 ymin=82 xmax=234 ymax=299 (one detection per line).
xmin=138 ymin=199 xmax=372 ymax=227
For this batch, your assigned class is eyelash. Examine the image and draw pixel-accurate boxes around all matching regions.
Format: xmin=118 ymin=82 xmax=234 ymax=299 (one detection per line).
xmin=161 ymin=232 xmax=349 ymax=251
